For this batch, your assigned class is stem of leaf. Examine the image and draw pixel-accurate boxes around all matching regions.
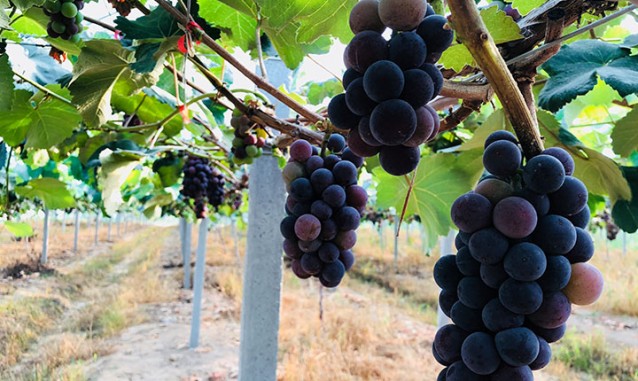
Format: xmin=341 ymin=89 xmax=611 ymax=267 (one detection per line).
xmin=13 ymin=71 xmax=73 ymax=106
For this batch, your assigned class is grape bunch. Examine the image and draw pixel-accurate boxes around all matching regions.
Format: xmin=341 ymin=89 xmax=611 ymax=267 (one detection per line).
xmin=432 ymin=131 xmax=604 ymax=380
xmin=280 ymin=138 xmax=367 ymax=287
xmin=327 ymin=0 xmax=452 ymax=176
xmin=107 ymin=0 xmax=134 ymax=16
xmin=43 ymin=0 xmax=84 ymax=42
xmin=181 ymin=156 xmax=225 ymax=219
xmin=230 ymin=110 xmax=266 ymax=165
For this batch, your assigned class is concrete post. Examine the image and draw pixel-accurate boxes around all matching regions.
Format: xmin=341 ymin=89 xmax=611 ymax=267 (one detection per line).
xmin=73 ymin=210 xmax=80 ymax=253
xmin=41 ymin=209 xmax=49 ymax=265
xmin=189 ymin=218 xmax=209 ymax=348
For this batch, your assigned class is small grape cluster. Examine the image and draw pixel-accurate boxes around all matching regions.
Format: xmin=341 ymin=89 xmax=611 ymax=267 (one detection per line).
xmin=230 ymin=110 xmax=266 ymax=165
xmin=43 ymin=0 xmax=84 ymax=42
xmin=432 ymin=131 xmax=603 ymax=380
xmin=280 ymin=137 xmax=367 ymax=287
xmin=327 ymin=0 xmax=452 ymax=176
xmin=181 ymin=156 xmax=225 ymax=219
xmin=107 ymin=0 xmax=134 ymax=16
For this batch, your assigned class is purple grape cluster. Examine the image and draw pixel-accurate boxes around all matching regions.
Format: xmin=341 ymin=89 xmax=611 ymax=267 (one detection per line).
xmin=432 ymin=131 xmax=599 ymax=381
xmin=281 ymin=138 xmax=367 ymax=287
xmin=181 ymin=156 xmax=225 ymax=219
xmin=328 ymin=0 xmax=452 ymax=176
xmin=43 ymin=0 xmax=84 ymax=42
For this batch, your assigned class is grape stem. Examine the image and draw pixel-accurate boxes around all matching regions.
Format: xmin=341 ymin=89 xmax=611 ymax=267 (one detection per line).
xmin=447 ymin=0 xmax=544 ymax=158
xmin=154 ymin=0 xmax=324 ymax=124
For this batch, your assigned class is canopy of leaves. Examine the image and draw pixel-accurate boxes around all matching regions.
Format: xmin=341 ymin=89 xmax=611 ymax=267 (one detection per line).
xmin=15 ymin=178 xmax=76 ymax=209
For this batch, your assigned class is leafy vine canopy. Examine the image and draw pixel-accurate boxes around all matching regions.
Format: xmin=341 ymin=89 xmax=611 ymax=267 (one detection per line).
xmin=1 ymin=0 xmax=638 ymax=247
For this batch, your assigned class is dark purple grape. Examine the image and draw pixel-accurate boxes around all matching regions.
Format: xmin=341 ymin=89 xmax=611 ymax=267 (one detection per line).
xmin=283 ymin=239 xmax=303 ymax=260
xmin=451 ymin=301 xmax=485 ymax=332
xmin=341 ymin=148 xmax=365 ymax=168
xmin=493 ymin=196 xmax=537 ymax=239
xmin=523 ymin=154 xmax=565 ymax=194
xmin=416 ymin=15 xmax=454 ymax=54
xmin=468 ymin=228 xmax=509 ymax=265
xmin=400 ymin=69 xmax=435 ymax=108
xmin=321 ymin=260 xmax=346 ymax=285
xmin=434 ymin=324 xmax=469 ymax=364
xmin=343 ymin=68 xmax=363 ymax=89
xmin=332 ymin=161 xmax=358 ymax=186
xmin=564 ymin=227 xmax=594 ymax=263
xmin=527 ymin=291 xmax=571 ymax=329
xmin=291 ymin=260 xmax=311 ymax=279
xmin=503 ymin=243 xmax=547 ymax=282
xmin=403 ymin=106 xmax=435 ymax=148
xmin=345 ymin=78 xmax=377 ymax=116
xmin=310 ymin=168 xmax=334 ymax=194
xmin=531 ymin=214 xmax=577 ymax=254
xmin=482 ymin=298 xmax=524 ymax=333
xmin=370 ymin=99 xmax=416 ymax=146
xmin=543 ymin=147 xmax=574 ymax=176
xmin=363 ymin=60 xmax=405 ymax=102
xmin=328 ymin=93 xmax=360 ymax=130
xmin=379 ymin=145 xmax=420 ymax=176
xmin=480 ymin=263 xmax=508 ymax=289
xmin=537 ymin=255 xmax=571 ymax=292
xmin=568 ymin=204 xmax=590 ymax=228
xmin=499 ymin=279 xmax=543 ymax=315
xmin=339 ymin=250 xmax=355 ymax=271
xmin=322 ymin=184 xmax=346 ymax=208
xmin=289 ymin=140 xmax=313 ymax=162
xmin=484 ymin=130 xmax=517 ymax=148
xmin=440 ymin=289 xmax=459 ymax=317
xmin=495 ymin=327 xmax=540 ymax=367
xmin=461 ymin=332 xmax=501 ymax=375
xmin=457 ymin=277 xmax=495 ymax=309
xmin=300 ymin=252 xmax=322 ymax=275
xmin=310 ymin=200 xmax=333 ymax=220
xmin=529 ymin=336 xmax=552 ymax=370
xmin=294 ymin=214 xmax=322 ymax=241
xmin=451 ymin=193 xmax=492 ymax=233
xmin=483 ymin=140 xmax=522 ymax=177
xmin=327 ymin=134 xmax=346 ymax=153
xmin=388 ymin=31 xmax=426 ymax=69
xmin=298 ymin=239 xmax=322 ymax=253
xmin=347 ymin=128 xmax=382 ymax=157
xmin=434 ymin=255 xmax=463 ymax=291
xmin=280 ymin=215 xmax=297 ymax=240
xmin=318 ymin=242 xmax=340 ymax=263
xmin=548 ymin=176 xmax=588 ymax=216
xmin=345 ymin=31 xmax=388 ymax=72
xmin=491 ymin=365 xmax=533 ymax=381
xmin=456 ymin=246 xmax=480 ymax=276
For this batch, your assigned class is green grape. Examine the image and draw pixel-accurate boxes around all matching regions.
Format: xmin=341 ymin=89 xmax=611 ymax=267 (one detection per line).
xmin=61 ymin=2 xmax=78 ymax=18
xmin=70 ymin=33 xmax=81 ymax=43
xmin=245 ymin=145 xmax=259 ymax=157
xmin=44 ymin=0 xmax=61 ymax=13
xmin=232 ymin=137 xmax=244 ymax=148
xmin=75 ymin=12 xmax=84 ymax=23
xmin=51 ymin=21 xmax=66 ymax=34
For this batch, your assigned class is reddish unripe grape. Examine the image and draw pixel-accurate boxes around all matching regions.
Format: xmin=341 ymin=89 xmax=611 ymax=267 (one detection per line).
xmin=543 ymin=147 xmax=575 ymax=176
xmin=291 ymin=260 xmax=311 ymax=279
xmin=289 ymin=140 xmax=313 ymax=162
xmin=451 ymin=193 xmax=492 ymax=233
xmin=475 ymin=178 xmax=513 ymax=205
xmin=483 ymin=140 xmax=522 ymax=177
xmin=528 ymin=291 xmax=571 ymax=329
xmin=424 ymin=104 xmax=440 ymax=140
xmin=347 ymin=127 xmax=382 ymax=157
xmin=349 ymin=0 xmax=385 ymax=33
xmin=294 ymin=214 xmax=322 ymax=241
xmin=461 ymin=332 xmax=501 ymax=375
xmin=493 ymin=196 xmax=537 ymax=239
xmin=379 ymin=145 xmax=421 ymax=176
xmin=335 ymin=230 xmax=357 ymax=250
xmin=378 ymin=0 xmax=426 ymax=31
xmin=563 ymin=262 xmax=604 ymax=305
xmin=346 ymin=185 xmax=368 ymax=211
xmin=283 ymin=239 xmax=303 ymax=260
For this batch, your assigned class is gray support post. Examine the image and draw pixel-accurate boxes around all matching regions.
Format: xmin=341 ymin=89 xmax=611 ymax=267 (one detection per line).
xmin=41 ymin=209 xmax=50 ymax=265
xmin=231 ymin=217 xmax=241 ymax=265
xmin=116 ymin=213 xmax=121 ymax=236
xmin=61 ymin=211 xmax=67 ymax=234
xmin=238 ymin=153 xmax=285 ymax=381
xmin=437 ymin=230 xmax=456 ymax=328
xmin=73 ymin=210 xmax=80 ymax=253
xmin=107 ymin=218 xmax=113 ymax=241
xmin=183 ymin=219 xmax=193 ymax=290
xmin=94 ymin=213 xmax=100 ymax=245
xmin=189 ymin=218 xmax=209 ymax=348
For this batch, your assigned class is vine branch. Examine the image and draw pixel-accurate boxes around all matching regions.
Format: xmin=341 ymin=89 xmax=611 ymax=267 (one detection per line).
xmin=447 ymin=0 xmax=544 ymax=158
xmin=154 ymin=0 xmax=324 ymax=123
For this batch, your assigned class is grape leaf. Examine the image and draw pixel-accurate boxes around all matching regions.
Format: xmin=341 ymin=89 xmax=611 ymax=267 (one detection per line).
xmin=440 ymin=6 xmax=522 ymax=71
xmin=611 ymin=107 xmax=638 ymax=157
xmin=620 ymin=34 xmax=638 ymax=49
xmin=0 ymin=7 xmax=9 ymax=30
xmin=0 ymin=55 xmax=13 ymax=111
xmin=374 ymin=150 xmax=484 ymax=249
xmin=458 ymin=109 xmax=510 ymax=151
xmin=130 ymin=37 xmax=180 ymax=74
xmin=612 ymin=166 xmax=638 ymax=233
xmin=111 ymin=89 xmax=183 ymax=137
xmin=511 ymin=0 xmax=545 ymax=16
xmin=199 ymin=0 xmax=257 ymax=52
xmin=2 ymin=221 xmax=34 ymax=238
xmin=0 ymin=90 xmax=80 ymax=149
xmin=537 ymin=110 xmax=631 ymax=203
xmin=539 ymin=40 xmax=638 ymax=112
xmin=115 ymin=6 xmax=181 ymax=40
xmin=10 ymin=0 xmax=45 ymax=11
xmin=69 ymin=40 xmax=161 ymax=127
xmin=99 ymin=149 xmax=143 ymax=216
xmin=303 ymin=79 xmax=344 ymax=105
xmin=15 ymin=178 xmax=76 ymax=209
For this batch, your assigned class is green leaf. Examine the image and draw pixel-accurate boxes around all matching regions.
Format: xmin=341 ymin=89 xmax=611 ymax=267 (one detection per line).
xmin=511 ymin=0 xmax=545 ymax=16
xmin=15 ymin=178 xmax=76 ymax=209
xmin=199 ymin=0 xmax=257 ymax=51
xmin=0 ymin=90 xmax=80 ymax=149
xmin=114 ymin=6 xmax=181 ymax=40
xmin=539 ymin=40 xmax=638 ymax=112
xmin=69 ymin=40 xmax=160 ymax=127
xmin=458 ymin=109 xmax=510 ymax=151
xmin=538 ymin=110 xmax=631 ymax=203
xmin=612 ymin=166 xmax=638 ymax=233
xmin=99 ymin=149 xmax=142 ymax=215
xmin=304 ymin=79 xmax=344 ymax=105
xmin=374 ymin=150 xmax=484 ymax=249
xmin=2 ymin=221 xmax=34 ymax=238
xmin=0 ymin=54 xmax=13 ymax=111
xmin=130 ymin=37 xmax=180 ymax=74
xmin=440 ymin=7 xmax=521 ymax=71
xmin=12 ymin=7 xmax=47 ymax=36
xmin=0 ymin=7 xmax=9 ymax=30
xmin=111 ymin=90 xmax=183 ymax=137
xmin=620 ymin=34 xmax=638 ymax=49
xmin=611 ymin=106 xmax=638 ymax=157
xmin=10 ymin=0 xmax=45 ymax=11
xmin=220 ymin=0 xmax=257 ymax=16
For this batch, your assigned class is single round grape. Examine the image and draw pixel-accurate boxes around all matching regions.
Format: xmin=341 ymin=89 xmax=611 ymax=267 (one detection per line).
xmin=548 ymin=176 xmax=588 ymax=216
xmin=420 ymin=63 xmax=444 ymax=96
xmin=370 ymin=99 xmax=417 ymax=146
xmin=323 ymin=154 xmax=341 ymax=170
xmin=495 ymin=327 xmax=540 ymax=367
xmin=433 ymin=255 xmax=463 ymax=291
xmin=343 ymin=68 xmax=363 ymax=89
xmin=493 ymin=196 xmax=538 ymax=239
xmin=483 ymin=140 xmax=522 ymax=177
xmin=475 ymin=178 xmax=514 ymax=205
xmin=290 ymin=178 xmax=314 ymax=202
xmin=491 ymin=365 xmax=533 ymax=381
xmin=434 ymin=324 xmax=469 ymax=364
xmin=503 ymin=243 xmax=547 ymax=282
xmin=357 ymin=117 xmax=382 ymax=147
xmin=424 ymin=105 xmax=440 ymax=140
xmin=298 ymin=239 xmax=322 ymax=253
xmin=388 ymin=31 xmax=427 ymax=69
xmin=327 ymin=134 xmax=346 ymax=153
xmin=339 ymin=250 xmax=355 ymax=271
xmin=484 ymin=130 xmax=518 ymax=148
xmin=379 ymin=145 xmax=420 ymax=176
xmin=51 ymin=21 xmax=66 ymax=34
xmin=482 ymin=298 xmax=524 ymax=333
xmin=439 ymin=289 xmax=458 ymax=317
xmin=543 ymin=147 xmax=574 ymax=175
xmin=310 ymin=168 xmax=334 ymax=194
xmin=291 ymin=259 xmax=311 ymax=279
xmin=456 ymin=246 xmax=480 ymax=276
xmin=320 ymin=219 xmax=338 ymax=241
xmin=416 ymin=15 xmax=454 ymax=54
xmin=346 ymin=185 xmax=368 ymax=211
xmin=280 ymin=215 xmax=297 ymax=240
xmin=400 ymin=69 xmax=434 ymax=108
xmin=528 ymin=291 xmax=571 ymax=329
xmin=403 ymin=106 xmax=435 ymax=148
xmin=529 ymin=336 xmax=552 ymax=370
xmin=565 ymin=227 xmax=594 ymax=263
xmin=526 ymin=322 xmax=566 ymax=343
xmin=433 ymin=342 xmax=451 ymax=366
xmin=305 ymin=155 xmax=324 ymax=175
xmin=300 ymin=252 xmax=322 ymax=275
xmin=468 ymin=228 xmax=509 ymax=265
xmin=283 ymin=239 xmax=303 ymax=260
xmin=563 ymin=262 xmax=604 ymax=305
xmin=342 ymin=148 xmax=365 ymax=168
xmin=451 ymin=301 xmax=485 ymax=332
xmin=335 ymin=230 xmax=357 ymax=250
xmin=294 ymin=214 xmax=322 ymax=241
xmin=451 ymin=193 xmax=492 ymax=233
xmin=568 ymin=204 xmax=590 ymax=229
xmin=517 ymin=188 xmax=550 ymax=217
xmin=461 ymin=332 xmax=501 ymax=375
xmin=537 ymin=255 xmax=572 ymax=292
xmin=289 ymin=140 xmax=313 ymax=162
xmin=457 ymin=277 xmax=495 ymax=309
xmin=345 ymin=31 xmax=388 ymax=72
xmin=334 ymin=206 xmax=361 ymax=231
xmin=345 ymin=78 xmax=377 ymax=116
xmin=332 ymin=161 xmax=358 ymax=186
xmin=363 ymin=60 xmax=405 ymax=102
xmin=310 ymin=200 xmax=332 ymax=220
xmin=523 ymin=154 xmax=565 ymax=194
xmin=531 ymin=214 xmax=577 ymax=254
xmin=499 ymin=279 xmax=543 ymax=315
xmin=378 ymin=0 xmax=427 ymax=31
xmin=322 ymin=260 xmax=346 ymax=284
xmin=328 ymin=93 xmax=360 ymax=130
xmin=480 ymin=263 xmax=508 ymax=289
xmin=445 ymin=360 xmax=486 ymax=381
xmin=318 ymin=242 xmax=340 ymax=263
xmin=322 ymin=184 xmax=346 ymax=208
xmin=347 ymin=128 xmax=382 ymax=157
xmin=349 ymin=0 xmax=385 ymax=34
